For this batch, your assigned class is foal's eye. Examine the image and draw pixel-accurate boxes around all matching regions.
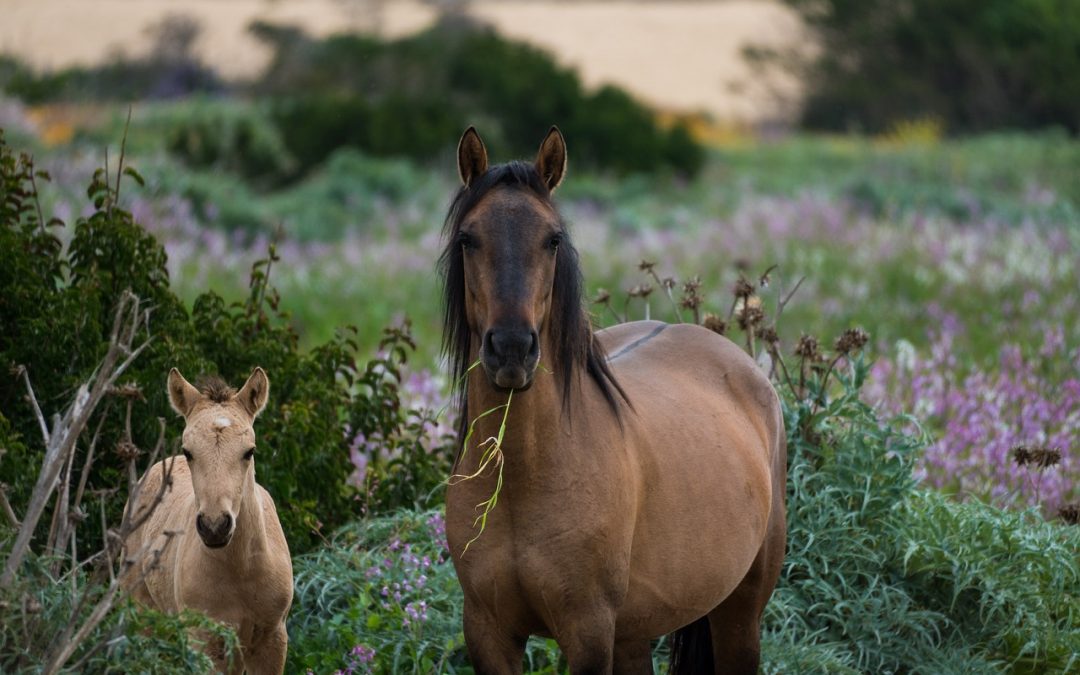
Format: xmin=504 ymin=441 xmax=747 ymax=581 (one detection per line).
xmin=243 ymin=448 xmax=255 ymax=461
xmin=182 ymin=449 xmax=193 ymax=462
xmin=547 ymin=234 xmax=562 ymax=252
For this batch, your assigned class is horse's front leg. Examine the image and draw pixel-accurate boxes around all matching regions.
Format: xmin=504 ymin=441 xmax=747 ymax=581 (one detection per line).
xmin=613 ymin=638 xmax=654 ymax=674
xmin=552 ymin=608 xmax=618 ymax=675
xmin=463 ymin=599 xmax=527 ymax=674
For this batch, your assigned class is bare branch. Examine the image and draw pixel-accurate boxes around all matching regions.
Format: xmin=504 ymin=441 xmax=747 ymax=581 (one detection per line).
xmin=775 ymin=276 xmax=805 ymax=324
xmin=1 ymin=291 xmax=150 ymax=588
xmin=0 ymin=483 xmax=19 ymax=528
xmin=17 ymin=365 xmax=50 ymax=444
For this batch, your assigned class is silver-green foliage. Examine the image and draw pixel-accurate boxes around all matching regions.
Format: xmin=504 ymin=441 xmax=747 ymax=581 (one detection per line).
xmin=763 ymin=358 xmax=1080 ymax=673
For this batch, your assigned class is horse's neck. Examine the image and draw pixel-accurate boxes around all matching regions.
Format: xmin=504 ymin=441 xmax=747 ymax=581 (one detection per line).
xmin=463 ymin=363 xmax=574 ymax=481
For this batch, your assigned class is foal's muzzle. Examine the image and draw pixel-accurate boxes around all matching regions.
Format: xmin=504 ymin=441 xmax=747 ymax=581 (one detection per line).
xmin=481 ymin=327 xmax=540 ymax=390
xmin=196 ymin=512 xmax=234 ymax=549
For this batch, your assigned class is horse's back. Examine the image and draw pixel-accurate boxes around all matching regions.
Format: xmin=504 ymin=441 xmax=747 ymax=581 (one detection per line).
xmin=599 ymin=320 xmax=781 ymax=447
xmin=595 ymin=321 xmax=784 ymax=638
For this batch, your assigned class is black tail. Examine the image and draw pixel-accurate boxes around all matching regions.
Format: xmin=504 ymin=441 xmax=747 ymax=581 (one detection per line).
xmin=669 ymin=615 xmax=714 ymax=675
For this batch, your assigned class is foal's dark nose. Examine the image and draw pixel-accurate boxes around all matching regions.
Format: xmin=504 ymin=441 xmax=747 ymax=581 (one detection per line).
xmin=196 ymin=513 xmax=233 ymax=548
xmin=482 ymin=327 xmax=540 ymax=389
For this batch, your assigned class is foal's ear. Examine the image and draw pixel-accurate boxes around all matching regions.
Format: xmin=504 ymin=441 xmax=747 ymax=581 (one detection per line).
xmin=236 ymin=367 xmax=270 ymax=418
xmin=167 ymin=368 xmax=202 ymax=418
xmin=457 ymin=126 xmax=488 ymax=187
xmin=535 ymin=126 xmax=567 ymax=192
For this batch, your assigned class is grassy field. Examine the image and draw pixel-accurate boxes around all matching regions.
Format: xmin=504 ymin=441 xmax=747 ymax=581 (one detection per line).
xmin=2 ymin=96 xmax=1078 ymax=672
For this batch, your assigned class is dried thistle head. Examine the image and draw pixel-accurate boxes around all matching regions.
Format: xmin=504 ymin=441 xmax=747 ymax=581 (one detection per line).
xmin=114 ymin=440 xmax=141 ymax=462
xmin=628 ymin=283 xmax=654 ymax=299
xmin=1012 ymin=444 xmax=1033 ymax=467
xmin=680 ymin=276 xmax=703 ymax=310
xmin=737 ymin=297 xmax=766 ymax=331
xmin=638 ymin=259 xmax=656 ymax=274
xmin=834 ymin=327 xmax=869 ymax=355
xmin=733 ymin=277 xmax=755 ymax=300
xmin=1031 ymin=446 xmax=1062 ymax=469
xmin=759 ymin=325 xmax=779 ymax=346
xmin=661 ymin=276 xmax=677 ymax=290
xmin=794 ymin=334 xmax=821 ymax=361
xmin=593 ymin=288 xmax=611 ymax=304
xmin=703 ymin=314 xmax=727 ymax=335
xmin=1059 ymin=503 xmax=1080 ymax=525
xmin=1013 ymin=444 xmax=1062 ymax=469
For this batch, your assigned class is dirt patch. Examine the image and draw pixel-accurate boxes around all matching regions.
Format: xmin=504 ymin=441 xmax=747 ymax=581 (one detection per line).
xmin=1 ymin=0 xmax=805 ymax=122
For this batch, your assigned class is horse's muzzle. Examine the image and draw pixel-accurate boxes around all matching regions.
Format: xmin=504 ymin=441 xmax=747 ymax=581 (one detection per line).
xmin=481 ymin=327 xmax=539 ymax=390
xmin=196 ymin=512 xmax=234 ymax=549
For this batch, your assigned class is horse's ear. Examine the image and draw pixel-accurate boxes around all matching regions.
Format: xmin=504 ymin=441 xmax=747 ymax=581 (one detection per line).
xmin=236 ymin=367 xmax=270 ymax=418
xmin=457 ymin=126 xmax=488 ymax=187
xmin=535 ymin=125 xmax=567 ymax=192
xmin=167 ymin=368 xmax=201 ymax=418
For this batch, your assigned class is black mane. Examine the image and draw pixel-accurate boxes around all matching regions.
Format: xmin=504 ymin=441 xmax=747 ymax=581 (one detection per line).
xmin=437 ymin=161 xmax=628 ymax=441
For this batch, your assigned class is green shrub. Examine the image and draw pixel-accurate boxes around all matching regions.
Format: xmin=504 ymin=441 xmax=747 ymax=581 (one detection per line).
xmin=763 ymin=356 xmax=1080 ymax=672
xmin=163 ymin=100 xmax=296 ymax=185
xmin=781 ymin=0 xmax=1080 ymax=133
xmin=287 ymin=510 xmax=564 ymax=673
xmin=254 ymin=18 xmax=703 ymax=177
xmin=0 ymin=537 xmax=237 ymax=673
xmin=0 ymin=129 xmax=451 ymax=558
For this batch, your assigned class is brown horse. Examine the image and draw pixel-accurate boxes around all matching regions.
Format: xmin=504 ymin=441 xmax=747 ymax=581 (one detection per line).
xmin=440 ymin=127 xmax=786 ymax=673
xmin=123 ymin=368 xmax=293 ymax=674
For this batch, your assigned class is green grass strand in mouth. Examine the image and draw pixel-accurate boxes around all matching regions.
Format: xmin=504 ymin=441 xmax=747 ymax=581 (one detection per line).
xmin=449 ymin=387 xmax=514 ymax=554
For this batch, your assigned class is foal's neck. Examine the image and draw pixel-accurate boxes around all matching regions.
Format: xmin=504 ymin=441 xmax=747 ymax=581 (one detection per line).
xmin=229 ymin=471 xmax=269 ymax=565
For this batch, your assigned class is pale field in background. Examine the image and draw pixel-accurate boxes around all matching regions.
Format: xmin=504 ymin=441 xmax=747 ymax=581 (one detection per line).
xmin=0 ymin=0 xmax=805 ymax=122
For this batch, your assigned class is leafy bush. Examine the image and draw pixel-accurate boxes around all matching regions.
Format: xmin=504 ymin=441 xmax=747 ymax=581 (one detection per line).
xmin=0 ymin=541 xmax=237 ymax=673
xmin=254 ymin=18 xmax=704 ymax=177
xmin=780 ymin=0 xmax=1080 ymax=133
xmin=0 ymin=129 xmax=452 ymax=558
xmin=287 ymin=510 xmax=564 ymax=673
xmin=162 ymin=100 xmax=296 ymax=185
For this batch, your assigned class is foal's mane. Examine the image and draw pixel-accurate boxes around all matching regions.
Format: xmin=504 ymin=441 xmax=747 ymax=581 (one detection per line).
xmin=195 ymin=376 xmax=235 ymax=403
xmin=438 ymin=161 xmax=628 ymax=439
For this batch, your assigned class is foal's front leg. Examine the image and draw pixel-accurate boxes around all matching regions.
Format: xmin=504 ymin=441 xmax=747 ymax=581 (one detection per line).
xmin=241 ymin=621 xmax=288 ymax=675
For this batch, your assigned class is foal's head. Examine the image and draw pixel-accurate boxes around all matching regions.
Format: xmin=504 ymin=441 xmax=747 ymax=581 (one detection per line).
xmin=167 ymin=368 xmax=269 ymax=549
xmin=440 ymin=126 xmax=623 ymax=411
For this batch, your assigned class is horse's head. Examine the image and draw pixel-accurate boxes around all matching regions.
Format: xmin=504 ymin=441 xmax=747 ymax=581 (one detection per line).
xmin=444 ymin=126 xmax=570 ymax=391
xmin=167 ymin=367 xmax=269 ymax=549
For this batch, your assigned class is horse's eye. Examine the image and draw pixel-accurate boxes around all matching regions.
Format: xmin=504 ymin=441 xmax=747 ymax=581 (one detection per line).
xmin=182 ymin=449 xmax=193 ymax=462
xmin=243 ymin=448 xmax=255 ymax=461
xmin=547 ymin=234 xmax=562 ymax=252
xmin=459 ymin=233 xmax=476 ymax=251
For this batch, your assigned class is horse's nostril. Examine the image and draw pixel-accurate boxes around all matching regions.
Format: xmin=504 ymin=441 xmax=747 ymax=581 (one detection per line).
xmin=483 ymin=330 xmax=496 ymax=357
xmin=221 ymin=514 xmax=233 ymax=534
xmin=528 ymin=331 xmax=539 ymax=359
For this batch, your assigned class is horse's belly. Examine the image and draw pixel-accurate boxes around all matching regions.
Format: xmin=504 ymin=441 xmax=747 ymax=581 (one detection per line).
xmin=615 ymin=410 xmax=775 ymax=637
